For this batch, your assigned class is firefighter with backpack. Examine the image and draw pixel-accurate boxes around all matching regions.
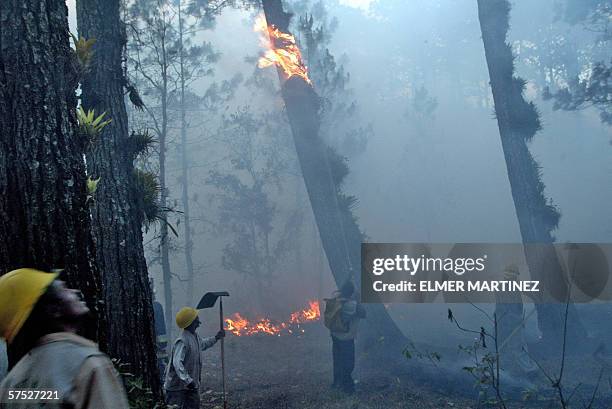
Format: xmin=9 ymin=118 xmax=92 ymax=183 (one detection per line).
xmin=323 ymin=281 xmax=366 ymax=394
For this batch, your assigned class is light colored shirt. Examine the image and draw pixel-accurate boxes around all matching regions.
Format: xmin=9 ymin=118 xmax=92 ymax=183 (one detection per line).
xmin=0 ymin=332 xmax=129 ymax=409
xmin=170 ymin=334 xmax=217 ymax=385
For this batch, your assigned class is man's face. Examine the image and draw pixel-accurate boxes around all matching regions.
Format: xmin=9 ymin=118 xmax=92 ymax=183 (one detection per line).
xmin=192 ymin=316 xmax=201 ymax=330
xmin=50 ymin=280 xmax=90 ymax=318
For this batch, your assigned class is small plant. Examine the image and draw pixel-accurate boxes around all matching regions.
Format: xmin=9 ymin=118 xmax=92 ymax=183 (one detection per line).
xmin=449 ymin=308 xmax=507 ymax=409
xmin=86 ymin=176 xmax=101 ymax=204
xmin=133 ymin=169 xmax=179 ymax=237
xmin=403 ymin=340 xmax=442 ymax=368
xmin=112 ymin=358 xmax=168 ymax=408
xmin=128 ymin=129 xmax=156 ymax=159
xmin=70 ymin=33 xmax=96 ymax=72
xmin=87 ymin=176 xmax=100 ymax=195
xmin=77 ymin=106 xmax=112 ymax=142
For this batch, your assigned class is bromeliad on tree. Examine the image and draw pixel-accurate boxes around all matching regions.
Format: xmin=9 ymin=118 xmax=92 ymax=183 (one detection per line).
xmin=70 ymin=33 xmax=96 ymax=73
xmin=76 ymin=106 xmax=112 ymax=143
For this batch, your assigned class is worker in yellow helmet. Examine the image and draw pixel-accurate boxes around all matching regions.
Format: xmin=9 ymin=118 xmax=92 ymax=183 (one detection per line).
xmin=0 ymin=269 xmax=128 ymax=408
xmin=164 ymin=306 xmax=225 ymax=409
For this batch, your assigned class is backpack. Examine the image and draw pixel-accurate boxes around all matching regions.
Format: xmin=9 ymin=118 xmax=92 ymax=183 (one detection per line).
xmin=323 ymin=297 xmax=349 ymax=333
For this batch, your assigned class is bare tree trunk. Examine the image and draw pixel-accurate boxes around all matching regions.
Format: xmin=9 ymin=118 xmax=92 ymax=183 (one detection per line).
xmin=0 ymin=0 xmax=105 ymax=365
xmin=178 ymin=1 xmax=195 ymax=306
xmin=476 ymin=0 xmax=584 ymax=343
xmin=160 ymin=65 xmax=174 ymax=339
xmin=261 ymin=0 xmax=407 ymax=352
xmin=76 ymin=0 xmax=162 ymax=398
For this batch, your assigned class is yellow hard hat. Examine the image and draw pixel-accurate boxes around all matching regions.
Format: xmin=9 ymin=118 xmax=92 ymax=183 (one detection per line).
xmin=0 ymin=268 xmax=59 ymax=344
xmin=176 ymin=307 xmax=198 ymax=329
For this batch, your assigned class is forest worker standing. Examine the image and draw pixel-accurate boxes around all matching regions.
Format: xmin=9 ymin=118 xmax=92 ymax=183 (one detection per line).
xmin=164 ymin=307 xmax=225 ymax=409
xmin=0 ymin=269 xmax=129 ymax=408
xmin=325 ymin=280 xmax=366 ymax=394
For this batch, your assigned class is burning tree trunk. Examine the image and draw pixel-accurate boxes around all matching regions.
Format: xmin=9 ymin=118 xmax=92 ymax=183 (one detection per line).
xmin=476 ymin=0 xmax=584 ymax=343
xmin=0 ymin=0 xmax=104 ymax=365
xmin=76 ymin=0 xmax=162 ymax=397
xmin=260 ymin=0 xmax=406 ymax=350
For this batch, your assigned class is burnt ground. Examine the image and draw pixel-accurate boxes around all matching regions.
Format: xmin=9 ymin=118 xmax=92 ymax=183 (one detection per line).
xmin=197 ymin=324 xmax=471 ymax=409
xmin=194 ymin=323 xmax=612 ymax=409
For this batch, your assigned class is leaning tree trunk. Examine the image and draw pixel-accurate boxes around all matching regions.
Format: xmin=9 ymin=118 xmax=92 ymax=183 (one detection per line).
xmin=476 ymin=0 xmax=584 ymax=343
xmin=0 ymin=0 xmax=105 ymax=366
xmin=76 ymin=0 xmax=162 ymax=398
xmin=261 ymin=0 xmax=407 ymax=352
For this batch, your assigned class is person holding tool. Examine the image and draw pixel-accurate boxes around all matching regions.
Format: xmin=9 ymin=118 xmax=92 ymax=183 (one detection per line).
xmin=164 ymin=306 xmax=225 ymax=409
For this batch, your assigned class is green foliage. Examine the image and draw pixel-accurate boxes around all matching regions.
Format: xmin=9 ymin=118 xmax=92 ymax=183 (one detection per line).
xmin=326 ymin=146 xmax=349 ymax=188
xmin=86 ymin=176 xmax=101 ymax=204
xmin=125 ymin=376 xmax=157 ymax=409
xmin=324 ymin=146 xmax=366 ymax=243
xmin=133 ymin=169 xmax=179 ymax=237
xmin=449 ymin=309 xmax=506 ymax=409
xmin=70 ymin=34 xmax=96 ymax=72
xmin=134 ymin=169 xmax=159 ymax=226
xmin=526 ymin=154 xmax=561 ymax=232
xmin=112 ymin=359 xmax=167 ymax=409
xmin=403 ymin=341 xmax=442 ymax=367
xmin=509 ymin=77 xmax=542 ymax=139
xmin=77 ymin=106 xmax=112 ymax=142
xmin=295 ymin=2 xmax=371 ymax=156
xmin=87 ymin=176 xmax=101 ymax=195
xmin=206 ymin=107 xmax=291 ymax=283
xmin=128 ymin=129 xmax=156 ymax=159
xmin=556 ymin=0 xmax=610 ymax=33
xmin=543 ymin=60 xmax=611 ymax=125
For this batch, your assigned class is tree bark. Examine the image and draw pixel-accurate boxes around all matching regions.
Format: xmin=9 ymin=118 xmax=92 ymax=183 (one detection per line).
xmin=0 ymin=0 xmax=104 ymax=365
xmin=76 ymin=0 xmax=162 ymax=398
xmin=178 ymin=1 xmax=196 ymax=306
xmin=261 ymin=0 xmax=407 ymax=352
xmin=159 ymin=43 xmax=174 ymax=342
xmin=476 ymin=0 xmax=584 ymax=343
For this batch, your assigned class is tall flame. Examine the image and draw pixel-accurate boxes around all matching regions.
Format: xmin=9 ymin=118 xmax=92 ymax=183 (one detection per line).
xmin=225 ymin=300 xmax=320 ymax=336
xmin=253 ymin=15 xmax=311 ymax=84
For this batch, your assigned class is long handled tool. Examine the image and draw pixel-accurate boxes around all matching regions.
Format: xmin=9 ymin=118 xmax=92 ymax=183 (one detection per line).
xmin=197 ymin=291 xmax=230 ymax=409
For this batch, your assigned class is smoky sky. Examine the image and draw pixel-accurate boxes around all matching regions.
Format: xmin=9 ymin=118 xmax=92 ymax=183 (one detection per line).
xmin=64 ymin=0 xmax=611 ymax=344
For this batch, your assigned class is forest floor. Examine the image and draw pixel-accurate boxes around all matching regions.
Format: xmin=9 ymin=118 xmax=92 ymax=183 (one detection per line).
xmin=194 ymin=323 xmax=612 ymax=409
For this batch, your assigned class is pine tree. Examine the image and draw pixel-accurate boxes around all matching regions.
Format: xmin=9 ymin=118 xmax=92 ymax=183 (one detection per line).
xmin=76 ymin=0 xmax=162 ymax=398
xmin=477 ymin=0 xmax=585 ymax=343
xmin=0 ymin=0 xmax=105 ymax=365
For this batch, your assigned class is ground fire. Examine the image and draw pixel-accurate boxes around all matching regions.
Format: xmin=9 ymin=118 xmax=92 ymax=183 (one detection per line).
xmin=254 ymin=14 xmax=311 ymax=84
xmin=225 ymin=300 xmax=320 ymax=336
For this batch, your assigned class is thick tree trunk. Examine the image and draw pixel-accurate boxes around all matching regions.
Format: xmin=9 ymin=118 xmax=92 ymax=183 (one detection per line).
xmin=76 ymin=0 xmax=162 ymax=398
xmin=261 ymin=0 xmax=407 ymax=352
xmin=0 ymin=0 xmax=104 ymax=365
xmin=476 ymin=0 xmax=584 ymax=344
